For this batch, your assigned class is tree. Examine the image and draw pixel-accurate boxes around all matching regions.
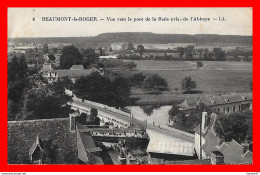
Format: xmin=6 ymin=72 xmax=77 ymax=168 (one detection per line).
xmin=196 ymin=61 xmax=203 ymax=68
xmin=48 ymin=77 xmax=74 ymax=94
xmin=137 ymin=45 xmax=145 ymax=58
xmin=112 ymin=76 xmax=131 ymax=108
xmin=203 ymin=49 xmax=209 ymax=60
xmin=121 ymin=42 xmax=127 ymax=51
xmin=142 ymin=74 xmax=168 ymax=90
xmin=181 ymin=76 xmax=196 ymax=94
xmin=52 ymin=48 xmax=58 ymax=54
xmin=90 ymin=108 xmax=98 ymax=118
xmin=140 ymin=105 xmax=161 ymax=116
xmin=129 ymin=73 xmax=146 ymax=86
xmin=243 ymin=55 xmax=251 ymax=62
xmin=60 ymin=45 xmax=83 ymax=69
xmin=43 ymin=43 xmax=49 ymax=54
xmin=125 ymin=61 xmax=137 ymax=70
xmin=81 ymin=48 xmax=98 ymax=68
xmin=168 ymin=105 xmax=180 ymax=119
xmin=73 ymin=72 xmax=131 ymax=108
xmin=22 ymin=86 xmax=72 ymax=120
xmin=87 ymin=108 xmax=100 ymax=125
xmin=177 ymin=47 xmax=185 ymax=59
xmin=98 ymin=47 xmax=104 ymax=56
xmin=34 ymin=47 xmax=38 ymax=53
xmin=73 ymin=72 xmax=115 ymax=105
xmin=213 ymin=48 xmax=226 ymax=61
xmin=185 ymin=46 xmax=194 ymax=60
xmin=8 ymin=55 xmax=29 ymax=103
xmin=76 ymin=113 xmax=87 ymax=125
xmin=127 ymin=42 xmax=135 ymax=51
xmin=217 ymin=112 xmax=252 ymax=143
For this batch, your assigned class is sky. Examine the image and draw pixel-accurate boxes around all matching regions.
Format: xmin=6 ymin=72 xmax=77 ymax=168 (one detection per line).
xmin=8 ymin=8 xmax=252 ymax=38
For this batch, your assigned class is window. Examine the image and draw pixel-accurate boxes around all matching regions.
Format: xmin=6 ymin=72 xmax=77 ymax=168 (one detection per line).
xmin=227 ymin=107 xmax=229 ymax=113
xmin=233 ymin=106 xmax=236 ymax=112
xmin=223 ymin=107 xmax=225 ymax=113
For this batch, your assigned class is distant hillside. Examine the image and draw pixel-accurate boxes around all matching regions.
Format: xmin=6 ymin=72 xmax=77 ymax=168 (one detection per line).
xmin=8 ymin=32 xmax=252 ymax=48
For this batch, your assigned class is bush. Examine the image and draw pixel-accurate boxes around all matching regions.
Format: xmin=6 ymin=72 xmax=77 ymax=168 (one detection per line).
xmin=196 ymin=61 xmax=203 ymax=68
xmin=142 ymin=74 xmax=168 ymax=90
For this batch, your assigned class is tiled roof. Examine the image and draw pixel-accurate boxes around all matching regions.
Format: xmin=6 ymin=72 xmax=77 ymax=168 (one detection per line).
xmin=218 ymin=140 xmax=253 ymax=164
xmin=70 ymin=65 xmax=84 ymax=70
xmin=52 ymin=69 xmax=93 ymax=78
xmin=8 ymin=118 xmax=77 ymax=164
xmin=178 ymin=93 xmax=252 ymax=110
xmin=28 ymin=135 xmax=43 ymax=155
xmin=76 ymin=123 xmax=103 ymax=164
xmin=42 ymin=63 xmax=53 ymax=72
xmin=146 ymin=129 xmax=194 ymax=157
xmin=195 ymin=113 xmax=253 ymax=165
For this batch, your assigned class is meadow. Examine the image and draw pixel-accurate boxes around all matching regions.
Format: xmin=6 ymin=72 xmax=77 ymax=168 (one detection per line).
xmin=111 ymin=60 xmax=252 ymax=104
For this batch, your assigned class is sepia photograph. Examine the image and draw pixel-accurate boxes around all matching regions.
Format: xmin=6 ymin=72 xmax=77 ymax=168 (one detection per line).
xmin=7 ymin=8 xmax=253 ymax=166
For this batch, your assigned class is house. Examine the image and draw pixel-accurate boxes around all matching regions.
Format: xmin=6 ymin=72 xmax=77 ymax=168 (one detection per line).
xmin=146 ymin=129 xmax=195 ymax=164
xmin=98 ymin=55 xmax=118 ymax=60
xmin=27 ymin=63 xmax=37 ymax=69
xmin=29 ymin=135 xmax=50 ymax=164
xmin=14 ymin=46 xmax=35 ymax=53
xmin=42 ymin=63 xmax=53 ymax=72
xmin=41 ymin=64 xmax=97 ymax=83
xmin=8 ymin=118 xmax=78 ymax=164
xmin=76 ymin=123 xmax=103 ymax=164
xmin=194 ymin=112 xmax=253 ymax=164
xmin=43 ymin=54 xmax=61 ymax=67
xmin=70 ymin=65 xmax=84 ymax=70
xmin=177 ymin=93 xmax=252 ymax=116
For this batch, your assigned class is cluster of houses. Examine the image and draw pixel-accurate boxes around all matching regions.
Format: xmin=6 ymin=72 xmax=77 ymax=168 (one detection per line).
xmin=176 ymin=93 xmax=252 ymax=116
xmin=110 ymin=42 xmax=252 ymax=52
xmin=194 ymin=112 xmax=252 ymax=165
xmin=12 ymin=109 xmax=253 ymax=165
xmin=8 ymin=42 xmax=71 ymax=54
xmin=41 ymin=63 xmax=104 ymax=83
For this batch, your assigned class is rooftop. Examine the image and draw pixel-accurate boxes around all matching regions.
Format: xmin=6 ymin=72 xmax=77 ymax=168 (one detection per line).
xmin=70 ymin=65 xmax=84 ymax=70
xmin=52 ymin=69 xmax=94 ymax=78
xmin=194 ymin=113 xmax=253 ymax=164
xmin=8 ymin=118 xmax=77 ymax=164
xmin=146 ymin=129 xmax=194 ymax=157
xmin=178 ymin=93 xmax=252 ymax=110
xmin=76 ymin=123 xmax=103 ymax=164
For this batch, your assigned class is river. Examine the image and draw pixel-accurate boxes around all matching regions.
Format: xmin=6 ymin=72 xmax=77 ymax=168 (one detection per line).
xmin=126 ymin=105 xmax=172 ymax=126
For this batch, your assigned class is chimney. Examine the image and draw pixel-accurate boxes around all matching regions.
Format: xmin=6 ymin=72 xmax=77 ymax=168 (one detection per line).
xmin=241 ymin=142 xmax=250 ymax=155
xmin=210 ymin=151 xmax=225 ymax=165
xmin=202 ymin=112 xmax=208 ymax=132
xmin=69 ymin=114 xmax=76 ymax=132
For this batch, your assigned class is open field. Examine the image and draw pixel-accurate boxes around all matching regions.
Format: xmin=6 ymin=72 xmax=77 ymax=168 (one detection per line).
xmin=139 ymin=69 xmax=252 ymax=93
xmin=133 ymin=60 xmax=193 ymax=70
xmin=109 ymin=60 xmax=252 ymax=104
xmin=131 ymin=60 xmax=252 ymax=71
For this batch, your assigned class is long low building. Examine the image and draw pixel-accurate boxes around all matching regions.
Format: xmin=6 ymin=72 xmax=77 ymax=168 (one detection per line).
xmin=146 ymin=129 xmax=195 ymax=164
xmin=177 ymin=93 xmax=252 ymax=115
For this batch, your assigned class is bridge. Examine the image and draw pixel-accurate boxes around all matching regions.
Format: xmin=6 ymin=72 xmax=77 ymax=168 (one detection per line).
xmin=70 ymin=95 xmax=196 ymax=157
xmin=70 ymin=96 xmax=194 ymax=143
